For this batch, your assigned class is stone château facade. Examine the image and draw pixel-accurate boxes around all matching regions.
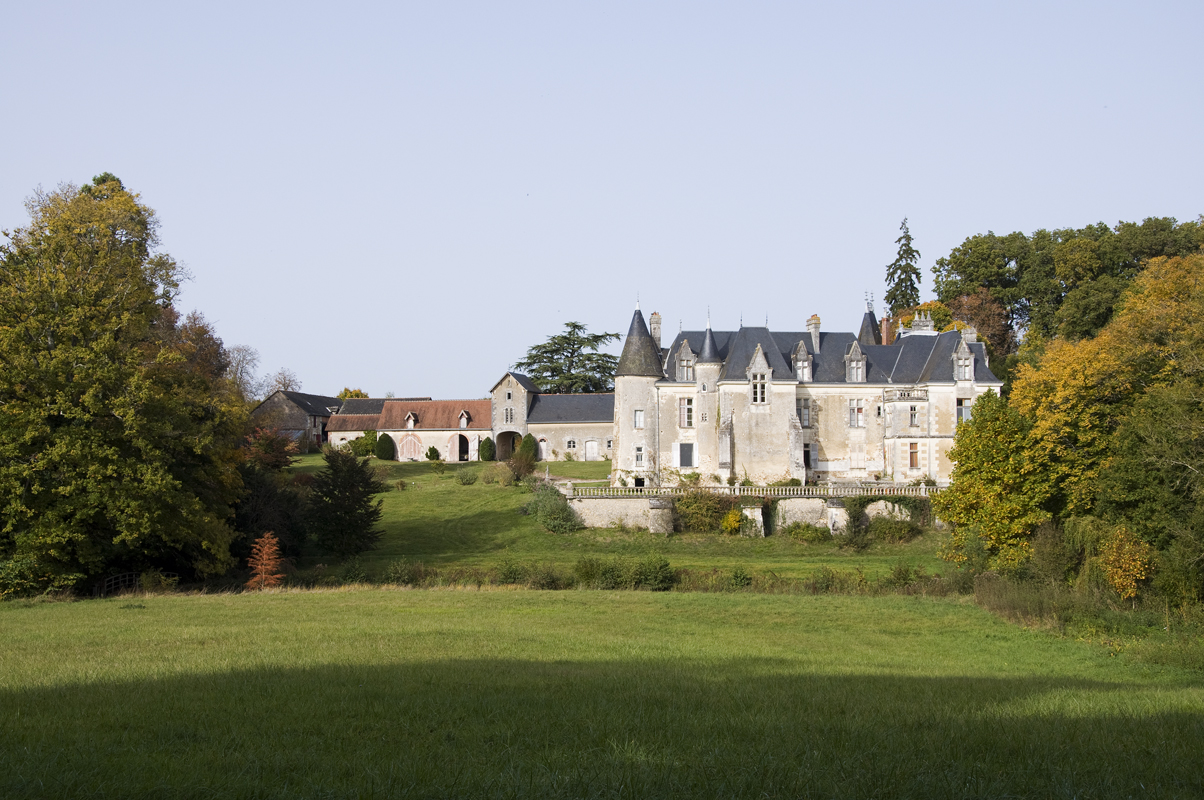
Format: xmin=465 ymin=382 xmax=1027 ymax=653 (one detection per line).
xmin=611 ymin=304 xmax=1000 ymax=486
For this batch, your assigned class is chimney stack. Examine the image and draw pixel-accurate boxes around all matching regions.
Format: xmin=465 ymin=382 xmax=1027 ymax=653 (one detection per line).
xmin=807 ymin=314 xmax=821 ymax=353
xmin=649 ymin=312 xmax=662 ymax=349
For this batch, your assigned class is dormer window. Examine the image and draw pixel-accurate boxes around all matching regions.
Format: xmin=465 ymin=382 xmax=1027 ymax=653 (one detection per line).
xmin=751 ymin=373 xmax=768 ymax=404
xmin=459 ymin=411 xmax=470 ymax=429
xmin=798 ymin=361 xmax=811 ymax=382
xmin=956 ymin=356 xmax=973 ymax=380
xmin=405 ymin=412 xmax=417 ymax=429
xmin=678 ymin=356 xmax=695 ymax=382
xmin=844 ymin=342 xmax=867 ymax=383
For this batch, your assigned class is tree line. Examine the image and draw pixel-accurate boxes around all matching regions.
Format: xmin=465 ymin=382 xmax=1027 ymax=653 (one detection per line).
xmin=0 ymin=175 xmax=384 ymax=597
xmin=891 ymin=216 xmax=1204 ymax=604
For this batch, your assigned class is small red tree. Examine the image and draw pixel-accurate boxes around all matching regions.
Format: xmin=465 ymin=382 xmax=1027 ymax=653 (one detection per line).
xmin=246 ymin=532 xmax=285 ymax=590
xmin=244 ymin=427 xmax=300 ymax=470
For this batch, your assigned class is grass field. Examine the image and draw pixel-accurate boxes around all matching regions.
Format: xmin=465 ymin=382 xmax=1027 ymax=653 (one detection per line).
xmin=291 ymin=455 xmax=946 ymax=580
xmin=2 ymin=590 xmax=1201 ymax=798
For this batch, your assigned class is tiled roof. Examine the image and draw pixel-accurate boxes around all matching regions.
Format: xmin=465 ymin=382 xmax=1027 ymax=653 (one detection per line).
xmin=325 ymin=414 xmax=380 ymax=432
xmin=377 ymin=399 xmax=492 ymax=430
xmin=338 ymin=398 xmax=388 ymax=415
xmin=527 ymin=393 xmax=615 ymax=424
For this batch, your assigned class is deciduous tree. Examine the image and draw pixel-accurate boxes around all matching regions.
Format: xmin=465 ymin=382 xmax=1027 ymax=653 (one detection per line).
xmin=0 ymin=175 xmax=244 ymax=592
xmin=245 ymin=531 xmax=285 ymax=590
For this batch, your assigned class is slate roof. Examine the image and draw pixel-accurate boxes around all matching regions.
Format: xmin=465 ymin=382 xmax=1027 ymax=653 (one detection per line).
xmin=491 ymin=372 xmax=540 ymax=394
xmin=616 ymin=309 xmax=665 ymax=377
xmin=338 ymin=398 xmax=388 ymax=415
xmin=527 ymin=393 xmax=615 ymax=424
xmin=662 ymin=325 xmax=1001 ymax=386
xmin=276 ymin=391 xmax=342 ymax=417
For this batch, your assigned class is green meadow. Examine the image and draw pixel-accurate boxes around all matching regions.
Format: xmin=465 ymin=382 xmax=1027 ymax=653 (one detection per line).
xmin=292 ymin=455 xmax=945 ymax=580
xmin=2 ymin=590 xmax=1202 ymax=799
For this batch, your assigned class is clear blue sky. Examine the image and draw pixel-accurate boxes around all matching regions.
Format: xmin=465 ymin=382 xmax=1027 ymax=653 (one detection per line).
xmin=3 ymin=1 xmax=1201 ymax=398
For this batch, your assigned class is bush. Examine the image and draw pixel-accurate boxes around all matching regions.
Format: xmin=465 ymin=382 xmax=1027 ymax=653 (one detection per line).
xmin=455 ymin=468 xmax=478 ymax=485
xmin=721 ymin=508 xmax=744 ymax=535
xmin=675 ymin=490 xmax=739 ymax=533
xmin=524 ymin=484 xmax=582 ymax=533
xmin=563 ymin=449 xmax=576 ymax=462
xmin=631 ymin=555 xmax=677 ymax=591
xmin=481 ymin=463 xmax=515 ymax=486
xmin=425 ymin=446 xmax=441 ymax=461
xmin=394 ymin=479 xmax=407 ymax=491
xmin=374 ymin=433 xmax=396 ymax=461
xmin=339 ymin=557 xmax=369 ymax=584
xmin=782 ymin=522 xmax=832 ymax=543
xmin=509 ymin=451 xmax=536 ymax=478
xmin=497 ymin=559 xmax=528 ymax=585
xmin=383 ymin=558 xmax=422 ymax=585
xmin=479 ymin=437 xmax=495 ymax=462
xmin=518 ymin=433 xmax=538 ymax=461
xmin=867 ymin=516 xmax=922 ymax=543
xmin=348 ymin=431 xmax=378 ymax=458
xmin=728 ymin=566 xmax=753 ymax=589
xmin=573 ymin=555 xmax=677 ymax=590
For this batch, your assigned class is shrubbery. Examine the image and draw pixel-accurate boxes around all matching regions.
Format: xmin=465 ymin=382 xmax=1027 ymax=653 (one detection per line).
xmin=374 ymin=434 xmax=396 ymax=461
xmin=782 ymin=522 xmax=832 ymax=543
xmin=455 ymin=468 xmax=478 ymax=485
xmin=573 ymin=555 xmax=677 ymax=590
xmin=425 ymin=446 xmax=441 ymax=462
xmin=674 ymin=490 xmax=740 ymax=533
xmin=523 ymin=484 xmax=581 ymax=533
xmin=348 ymin=431 xmax=378 ymax=458
xmin=479 ymin=437 xmax=495 ymax=462
xmin=481 ymin=463 xmax=515 ymax=486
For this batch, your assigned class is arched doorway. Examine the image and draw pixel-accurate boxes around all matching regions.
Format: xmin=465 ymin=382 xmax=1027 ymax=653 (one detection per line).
xmin=495 ymin=431 xmax=522 ymax=460
xmin=538 ymin=438 xmax=548 ymax=460
xmin=457 ymin=434 xmax=469 ymax=462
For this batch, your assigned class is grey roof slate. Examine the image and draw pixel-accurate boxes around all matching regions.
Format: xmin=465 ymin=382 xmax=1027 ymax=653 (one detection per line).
xmin=858 ymin=311 xmax=882 ymax=346
xmin=278 ymin=391 xmax=343 ymax=417
xmin=660 ymin=323 xmax=1001 ymax=386
xmin=698 ymin=326 xmax=721 ymax=363
xmin=526 ymin=393 xmax=616 ymax=424
xmin=337 ymin=398 xmax=388 ymax=415
xmin=616 ymin=309 xmax=665 ymax=377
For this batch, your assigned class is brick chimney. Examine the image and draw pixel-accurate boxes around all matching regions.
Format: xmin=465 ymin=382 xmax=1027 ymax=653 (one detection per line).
xmin=807 ymin=314 xmax=821 ymax=353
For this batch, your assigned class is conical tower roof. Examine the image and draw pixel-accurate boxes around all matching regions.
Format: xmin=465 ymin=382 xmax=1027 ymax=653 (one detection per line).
xmin=698 ymin=320 xmax=722 ymax=363
xmin=616 ymin=308 xmax=665 ymax=377
xmin=858 ymin=306 xmax=881 ymax=346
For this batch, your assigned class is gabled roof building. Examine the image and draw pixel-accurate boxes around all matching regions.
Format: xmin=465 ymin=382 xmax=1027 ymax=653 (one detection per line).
xmin=613 ymin=303 xmax=1001 ymax=486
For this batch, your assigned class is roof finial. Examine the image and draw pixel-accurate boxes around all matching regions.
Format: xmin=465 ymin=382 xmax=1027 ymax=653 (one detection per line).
xmin=765 ymin=313 xmax=768 ymax=327
xmin=739 ymin=313 xmax=743 ymax=328
xmin=636 ymin=293 xmax=640 ymax=311
xmin=707 ymin=307 xmax=711 ymax=329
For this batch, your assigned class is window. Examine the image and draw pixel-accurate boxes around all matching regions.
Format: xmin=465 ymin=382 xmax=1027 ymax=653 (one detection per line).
xmin=909 ymin=405 xmax=919 ymax=427
xmin=751 ymin=373 xmax=767 ymax=404
xmin=956 ymin=398 xmax=971 ymax=425
xmin=797 ymin=399 xmax=811 ymax=427
xmin=678 ymin=397 xmax=693 ymax=427
xmin=849 ymin=360 xmax=864 ymax=382
xmin=956 ymin=356 xmax=973 ymax=380
xmin=504 ymin=407 xmax=514 ymax=424
xmin=701 ymin=383 xmax=707 ymax=393
xmin=678 ymin=443 xmax=695 ymax=468
xmin=566 ymin=439 xmax=576 ymax=450
xmin=848 ymin=399 xmax=864 ymax=428
xmin=634 ymin=446 xmax=644 ymax=465
xmin=506 ymin=390 xmax=512 ymax=400
xmin=606 ymin=438 xmax=613 ymax=449
xmin=700 ymin=411 xmax=708 ymax=423
xmin=803 ymin=446 xmax=812 ymax=469
xmin=798 ymin=361 xmax=811 ymax=382
xmin=460 ymin=416 xmax=467 ymax=429
xmin=909 ymin=442 xmax=919 ymax=469
xmin=633 ymin=409 xmax=645 ymax=429
xmin=679 ymin=356 xmax=695 ymax=382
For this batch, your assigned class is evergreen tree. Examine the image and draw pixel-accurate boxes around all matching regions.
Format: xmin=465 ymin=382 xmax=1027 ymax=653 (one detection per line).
xmin=513 ymin=322 xmax=619 ymax=393
xmin=884 ymin=218 xmax=923 ymax=316
xmin=310 ymin=449 xmax=386 ymax=557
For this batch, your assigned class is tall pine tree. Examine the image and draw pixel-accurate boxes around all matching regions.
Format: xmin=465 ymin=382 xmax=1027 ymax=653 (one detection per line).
xmin=884 ymin=218 xmax=922 ymax=315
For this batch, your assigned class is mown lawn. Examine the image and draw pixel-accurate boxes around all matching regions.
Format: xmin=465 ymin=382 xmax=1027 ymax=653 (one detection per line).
xmin=292 ymin=454 xmax=945 ymax=579
xmin=2 ymin=590 xmax=1201 ymax=798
